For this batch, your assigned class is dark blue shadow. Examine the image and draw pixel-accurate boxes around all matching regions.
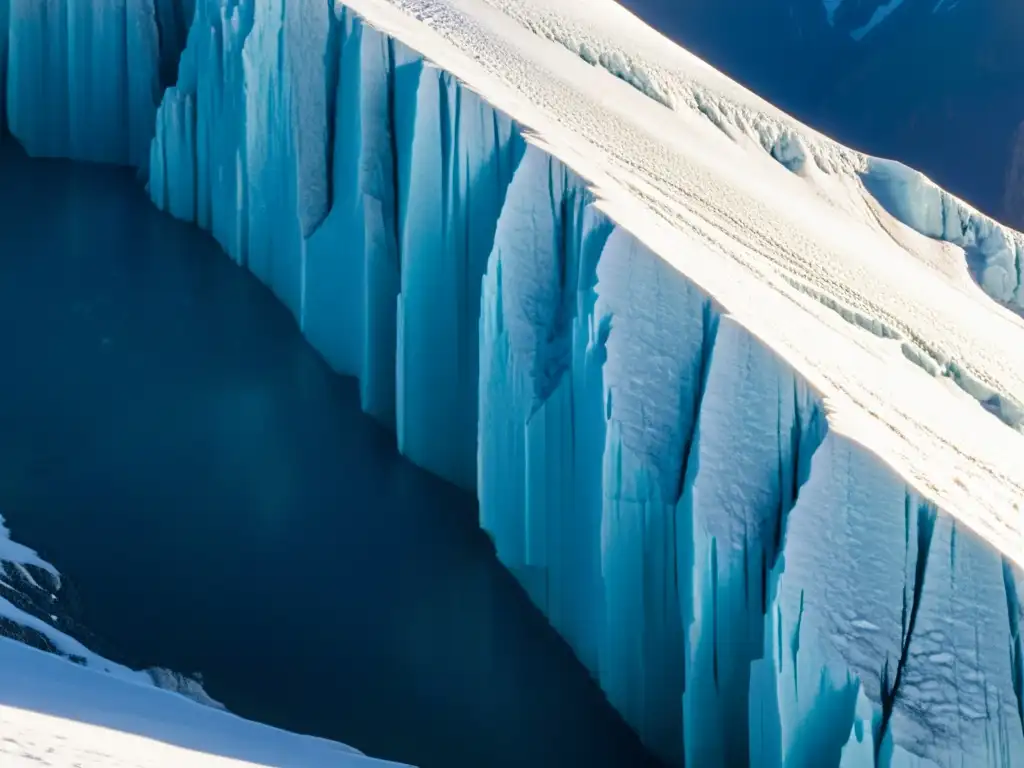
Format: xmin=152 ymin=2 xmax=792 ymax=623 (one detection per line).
xmin=0 ymin=140 xmax=662 ymax=768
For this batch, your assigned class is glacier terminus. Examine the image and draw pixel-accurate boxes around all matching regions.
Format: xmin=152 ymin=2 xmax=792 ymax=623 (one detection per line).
xmin=1 ymin=0 xmax=1024 ymax=766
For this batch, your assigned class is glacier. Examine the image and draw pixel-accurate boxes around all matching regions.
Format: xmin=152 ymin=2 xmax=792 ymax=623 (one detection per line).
xmin=1 ymin=0 xmax=1024 ymax=766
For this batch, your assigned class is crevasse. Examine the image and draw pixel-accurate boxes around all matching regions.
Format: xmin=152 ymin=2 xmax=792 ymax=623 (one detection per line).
xmin=1 ymin=1 xmax=1023 ymax=766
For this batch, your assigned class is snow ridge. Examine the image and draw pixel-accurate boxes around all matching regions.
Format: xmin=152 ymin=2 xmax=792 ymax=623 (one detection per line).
xmin=434 ymin=1 xmax=1024 ymax=321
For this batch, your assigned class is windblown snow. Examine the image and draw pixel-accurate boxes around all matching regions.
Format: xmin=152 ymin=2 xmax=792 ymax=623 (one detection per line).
xmin=1 ymin=0 xmax=1023 ymax=766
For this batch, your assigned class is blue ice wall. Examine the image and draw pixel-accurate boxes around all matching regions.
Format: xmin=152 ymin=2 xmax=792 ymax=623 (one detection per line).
xmin=149 ymin=1 xmax=522 ymax=486
xmin=0 ymin=0 xmax=7 ymax=133
xmin=4 ymin=1 xmax=1024 ymax=765
xmin=3 ymin=0 xmax=192 ymax=167
xmin=143 ymin=5 xmax=1024 ymax=762
xmin=749 ymin=441 xmax=1024 ymax=767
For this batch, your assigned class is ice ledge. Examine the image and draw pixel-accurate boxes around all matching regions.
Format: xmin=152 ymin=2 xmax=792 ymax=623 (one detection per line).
xmin=139 ymin=0 xmax=1024 ymax=764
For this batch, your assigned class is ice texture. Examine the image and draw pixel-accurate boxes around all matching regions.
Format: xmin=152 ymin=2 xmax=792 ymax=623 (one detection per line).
xmin=145 ymin=3 xmax=1024 ymax=764
xmin=3 ymin=0 xmax=195 ymax=166
xmin=864 ymin=158 xmax=1024 ymax=313
xmin=1 ymin=0 xmax=1023 ymax=766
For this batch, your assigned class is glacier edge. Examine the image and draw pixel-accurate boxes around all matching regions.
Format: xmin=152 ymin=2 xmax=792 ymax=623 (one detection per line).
xmin=0 ymin=0 xmax=1023 ymax=766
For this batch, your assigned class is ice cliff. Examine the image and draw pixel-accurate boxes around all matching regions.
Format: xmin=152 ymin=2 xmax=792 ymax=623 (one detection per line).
xmin=2 ymin=0 xmax=1024 ymax=766
xmin=4 ymin=0 xmax=194 ymax=166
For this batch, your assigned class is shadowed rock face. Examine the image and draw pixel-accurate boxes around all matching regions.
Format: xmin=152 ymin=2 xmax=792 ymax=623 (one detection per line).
xmin=619 ymin=0 xmax=1024 ymax=228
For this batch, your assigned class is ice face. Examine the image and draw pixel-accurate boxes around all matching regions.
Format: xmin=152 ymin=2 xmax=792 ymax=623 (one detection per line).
xmin=864 ymin=158 xmax=1024 ymax=316
xmin=142 ymin=6 xmax=1024 ymax=763
xmin=1 ymin=1 xmax=1023 ymax=766
xmin=6 ymin=0 xmax=160 ymax=166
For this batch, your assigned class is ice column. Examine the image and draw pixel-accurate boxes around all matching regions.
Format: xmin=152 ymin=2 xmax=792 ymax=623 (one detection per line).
xmin=150 ymin=4 xmax=525 ymax=482
xmin=680 ymin=317 xmax=826 ymax=767
xmin=478 ymin=146 xmax=612 ymax=681
xmin=393 ymin=63 xmax=524 ymax=488
xmin=751 ymin=437 xmax=1024 ymax=767
xmin=150 ymin=0 xmax=255 ymax=253
xmin=304 ymin=13 xmax=401 ymax=423
xmin=6 ymin=0 xmax=174 ymax=167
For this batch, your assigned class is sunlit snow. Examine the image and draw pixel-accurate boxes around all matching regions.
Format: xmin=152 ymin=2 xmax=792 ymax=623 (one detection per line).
xmin=1 ymin=0 xmax=1023 ymax=766
xmin=0 ymin=637 xmax=408 ymax=767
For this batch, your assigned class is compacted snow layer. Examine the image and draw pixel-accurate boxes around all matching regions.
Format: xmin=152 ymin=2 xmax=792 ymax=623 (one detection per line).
xmin=0 ymin=637 xmax=409 ymax=767
xmin=2 ymin=0 xmax=1024 ymax=766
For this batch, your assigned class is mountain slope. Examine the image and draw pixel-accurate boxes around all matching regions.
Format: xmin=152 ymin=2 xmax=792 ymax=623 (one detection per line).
xmin=0 ymin=636 xmax=408 ymax=768
xmin=618 ymin=0 xmax=1024 ymax=228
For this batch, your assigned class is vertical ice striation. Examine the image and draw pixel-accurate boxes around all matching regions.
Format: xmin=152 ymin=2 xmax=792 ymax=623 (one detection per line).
xmin=150 ymin=0 xmax=254 ymax=254
xmin=306 ymin=12 xmax=400 ymax=423
xmin=680 ymin=318 xmax=826 ymax=767
xmin=393 ymin=63 xmax=523 ymax=487
xmin=478 ymin=149 xmax=835 ymax=764
xmin=2 ymin=1 xmax=1023 ymax=765
xmin=478 ymin=144 xmax=613 ymax=685
xmin=752 ymin=438 xmax=1024 ymax=767
xmin=4 ymin=0 xmax=193 ymax=167
xmin=149 ymin=2 xmax=522 ymax=482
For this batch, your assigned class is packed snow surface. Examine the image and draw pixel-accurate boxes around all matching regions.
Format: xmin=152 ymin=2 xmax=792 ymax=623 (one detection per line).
xmin=0 ymin=511 xmax=200 ymax=692
xmin=0 ymin=637 xmax=409 ymax=768
xmin=3 ymin=0 xmax=1024 ymax=766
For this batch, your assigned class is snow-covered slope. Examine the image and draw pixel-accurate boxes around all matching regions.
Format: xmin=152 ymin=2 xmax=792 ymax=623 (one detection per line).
xmin=0 ymin=636 xmax=409 ymax=767
xmin=1 ymin=500 xmax=407 ymax=764
xmin=0 ymin=511 xmax=223 ymax=706
xmin=617 ymin=0 xmax=1024 ymax=229
xmin=2 ymin=0 xmax=1024 ymax=766
xmin=0 ymin=516 xmax=413 ymax=765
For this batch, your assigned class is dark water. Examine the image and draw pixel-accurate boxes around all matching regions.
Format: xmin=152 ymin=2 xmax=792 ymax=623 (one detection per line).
xmin=0 ymin=142 xmax=660 ymax=768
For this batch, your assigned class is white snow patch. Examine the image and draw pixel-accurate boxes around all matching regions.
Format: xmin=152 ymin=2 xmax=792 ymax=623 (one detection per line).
xmin=0 ymin=513 xmax=58 ymax=583
xmin=0 ymin=637 xmax=409 ymax=767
